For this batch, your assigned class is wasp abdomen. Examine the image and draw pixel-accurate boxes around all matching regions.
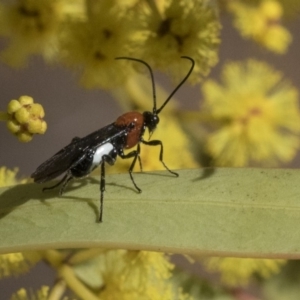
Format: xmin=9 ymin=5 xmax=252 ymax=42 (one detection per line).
xmin=114 ymin=112 xmax=144 ymax=149
xmin=71 ymin=142 xmax=115 ymax=178
xmin=92 ymin=143 xmax=114 ymax=166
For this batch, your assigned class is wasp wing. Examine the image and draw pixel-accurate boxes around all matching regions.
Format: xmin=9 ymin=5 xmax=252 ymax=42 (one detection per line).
xmin=31 ymin=123 xmax=127 ymax=183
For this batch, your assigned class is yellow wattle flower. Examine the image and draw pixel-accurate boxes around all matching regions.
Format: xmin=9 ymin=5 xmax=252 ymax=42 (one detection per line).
xmin=4 ymin=96 xmax=47 ymax=142
xmin=0 ymin=0 xmax=85 ymax=66
xmin=59 ymin=0 xmax=140 ymax=89
xmin=228 ymin=0 xmax=292 ymax=54
xmin=202 ymin=59 xmax=300 ymax=167
xmin=203 ymin=257 xmax=286 ymax=286
xmin=0 ymin=166 xmax=30 ymax=187
xmin=0 ymin=252 xmax=41 ymax=279
xmin=94 ymin=250 xmax=193 ymax=300
xmin=139 ymin=0 xmax=220 ymax=84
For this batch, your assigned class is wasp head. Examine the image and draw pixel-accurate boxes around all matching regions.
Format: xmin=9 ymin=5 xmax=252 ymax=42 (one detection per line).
xmin=143 ymin=111 xmax=159 ymax=137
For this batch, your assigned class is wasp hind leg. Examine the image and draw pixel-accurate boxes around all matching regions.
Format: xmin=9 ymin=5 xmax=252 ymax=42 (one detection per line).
xmin=42 ymin=172 xmax=74 ymax=195
xmin=44 ymin=150 xmax=91 ymax=195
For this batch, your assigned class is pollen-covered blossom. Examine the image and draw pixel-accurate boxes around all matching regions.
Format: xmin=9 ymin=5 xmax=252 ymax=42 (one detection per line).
xmin=59 ymin=0 xmax=140 ymax=88
xmin=227 ymin=0 xmax=292 ymax=54
xmin=203 ymin=257 xmax=286 ymax=286
xmin=139 ymin=0 xmax=220 ymax=84
xmin=4 ymin=96 xmax=47 ymax=142
xmin=0 ymin=252 xmax=40 ymax=278
xmin=202 ymin=59 xmax=300 ymax=167
xmin=90 ymin=250 xmax=193 ymax=300
xmin=0 ymin=0 xmax=85 ymax=66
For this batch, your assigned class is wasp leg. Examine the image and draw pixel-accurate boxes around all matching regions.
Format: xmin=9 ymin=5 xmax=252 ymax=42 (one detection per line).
xmin=137 ymin=149 xmax=143 ymax=172
xmin=42 ymin=172 xmax=74 ymax=196
xmin=99 ymin=159 xmax=105 ymax=223
xmin=43 ymin=151 xmax=88 ymax=194
xmin=59 ymin=171 xmax=74 ymax=196
xmin=141 ymin=139 xmax=179 ymax=177
xmin=42 ymin=173 xmax=69 ymax=192
xmin=119 ymin=144 xmax=142 ymax=193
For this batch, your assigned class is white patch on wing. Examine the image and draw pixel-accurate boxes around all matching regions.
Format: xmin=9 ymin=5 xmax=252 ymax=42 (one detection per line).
xmin=92 ymin=143 xmax=114 ymax=166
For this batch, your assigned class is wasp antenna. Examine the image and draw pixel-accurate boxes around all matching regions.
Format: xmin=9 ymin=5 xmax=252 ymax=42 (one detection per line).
xmin=115 ymin=57 xmax=157 ymax=114
xmin=156 ymin=56 xmax=195 ymax=115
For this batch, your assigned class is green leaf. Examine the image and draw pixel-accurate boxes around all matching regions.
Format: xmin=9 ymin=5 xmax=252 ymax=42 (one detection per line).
xmin=0 ymin=168 xmax=300 ymax=257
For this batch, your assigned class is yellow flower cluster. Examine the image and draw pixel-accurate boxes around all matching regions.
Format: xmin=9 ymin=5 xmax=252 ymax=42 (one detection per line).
xmin=202 ymin=59 xmax=300 ymax=166
xmin=140 ymin=0 xmax=221 ymax=83
xmin=0 ymin=248 xmax=193 ymax=300
xmin=228 ymin=0 xmax=292 ymax=53
xmin=59 ymin=1 xmax=139 ymax=88
xmin=0 ymin=167 xmax=22 ymax=187
xmin=5 ymin=96 xmax=47 ymax=142
xmin=0 ymin=0 xmax=52 ymax=64
xmin=0 ymin=0 xmax=84 ymax=66
xmin=203 ymin=257 xmax=286 ymax=286
xmin=0 ymin=252 xmax=40 ymax=278
xmin=0 ymin=0 xmax=220 ymax=88
xmin=93 ymin=250 xmax=192 ymax=300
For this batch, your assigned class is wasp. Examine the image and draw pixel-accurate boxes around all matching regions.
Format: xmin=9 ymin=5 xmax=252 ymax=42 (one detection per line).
xmin=31 ymin=56 xmax=194 ymax=222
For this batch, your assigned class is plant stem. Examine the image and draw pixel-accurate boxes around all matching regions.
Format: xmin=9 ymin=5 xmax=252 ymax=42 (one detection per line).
xmin=59 ymin=264 xmax=99 ymax=300
xmin=48 ymin=280 xmax=67 ymax=300
xmin=68 ymin=248 xmax=106 ymax=265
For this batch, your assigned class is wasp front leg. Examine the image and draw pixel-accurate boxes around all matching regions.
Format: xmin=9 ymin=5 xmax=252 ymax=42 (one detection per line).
xmin=141 ymin=139 xmax=179 ymax=177
xmin=118 ymin=144 xmax=142 ymax=193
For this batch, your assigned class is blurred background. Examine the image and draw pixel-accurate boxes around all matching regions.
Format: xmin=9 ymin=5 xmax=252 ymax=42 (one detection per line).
xmin=0 ymin=9 xmax=300 ymax=300
xmin=1 ymin=17 xmax=300 ymax=174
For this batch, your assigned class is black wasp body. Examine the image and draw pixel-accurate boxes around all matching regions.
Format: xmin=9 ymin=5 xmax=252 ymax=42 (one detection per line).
xmin=31 ymin=56 xmax=195 ymax=222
